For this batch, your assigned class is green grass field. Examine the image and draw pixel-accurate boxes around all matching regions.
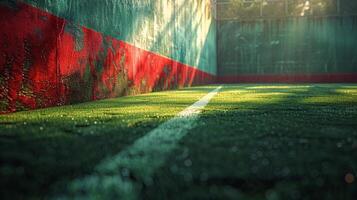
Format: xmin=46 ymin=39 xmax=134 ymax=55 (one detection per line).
xmin=1 ymin=84 xmax=357 ymax=199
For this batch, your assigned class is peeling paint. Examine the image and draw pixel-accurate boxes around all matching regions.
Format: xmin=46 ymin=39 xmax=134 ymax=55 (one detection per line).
xmin=0 ymin=1 xmax=216 ymax=113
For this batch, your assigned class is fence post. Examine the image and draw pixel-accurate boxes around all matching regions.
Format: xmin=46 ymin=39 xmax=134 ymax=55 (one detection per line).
xmin=337 ymin=0 xmax=340 ymax=15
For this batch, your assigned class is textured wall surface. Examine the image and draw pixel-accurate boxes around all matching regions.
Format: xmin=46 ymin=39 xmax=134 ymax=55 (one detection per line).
xmin=0 ymin=0 xmax=217 ymax=113
xmin=217 ymin=17 xmax=357 ymax=82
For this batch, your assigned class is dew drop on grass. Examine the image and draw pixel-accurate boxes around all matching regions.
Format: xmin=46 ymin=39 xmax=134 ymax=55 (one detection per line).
xmin=250 ymin=154 xmax=257 ymax=161
xmin=347 ymin=137 xmax=352 ymax=142
xmin=262 ymin=158 xmax=269 ymax=166
xmin=184 ymin=172 xmax=193 ymax=182
xmin=184 ymin=159 xmax=192 ymax=167
xmin=170 ymin=165 xmax=178 ymax=173
xmin=282 ymin=167 xmax=290 ymax=176
xmin=345 ymin=173 xmax=355 ymax=184
xmin=266 ymin=190 xmax=280 ymax=200
xmin=337 ymin=142 xmax=343 ymax=148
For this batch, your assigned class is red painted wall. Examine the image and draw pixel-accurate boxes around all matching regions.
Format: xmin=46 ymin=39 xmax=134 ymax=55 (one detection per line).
xmin=0 ymin=3 xmax=215 ymax=113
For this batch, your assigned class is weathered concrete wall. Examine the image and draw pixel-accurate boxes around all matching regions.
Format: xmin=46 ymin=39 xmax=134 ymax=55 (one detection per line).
xmin=217 ymin=17 xmax=357 ymax=83
xmin=0 ymin=0 xmax=217 ymax=113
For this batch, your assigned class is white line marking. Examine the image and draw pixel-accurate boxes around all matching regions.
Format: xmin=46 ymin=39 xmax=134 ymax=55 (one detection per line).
xmin=61 ymin=86 xmax=222 ymax=200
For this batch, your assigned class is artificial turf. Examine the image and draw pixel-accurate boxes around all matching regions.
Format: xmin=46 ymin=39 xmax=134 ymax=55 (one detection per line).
xmin=1 ymin=84 xmax=357 ymax=199
xmin=0 ymin=86 xmax=216 ymax=199
xmin=146 ymin=84 xmax=357 ymax=200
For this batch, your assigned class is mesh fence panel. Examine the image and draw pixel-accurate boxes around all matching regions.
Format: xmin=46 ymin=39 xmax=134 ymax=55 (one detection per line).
xmin=217 ymin=0 xmax=357 ymax=20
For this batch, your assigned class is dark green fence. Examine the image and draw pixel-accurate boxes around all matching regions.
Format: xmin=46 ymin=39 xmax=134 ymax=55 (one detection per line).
xmin=217 ymin=0 xmax=357 ymax=20
xmin=217 ymin=0 xmax=357 ymax=81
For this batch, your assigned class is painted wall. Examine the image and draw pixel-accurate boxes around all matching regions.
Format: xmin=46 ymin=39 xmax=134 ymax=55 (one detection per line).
xmin=217 ymin=17 xmax=357 ymax=83
xmin=0 ymin=0 xmax=217 ymax=113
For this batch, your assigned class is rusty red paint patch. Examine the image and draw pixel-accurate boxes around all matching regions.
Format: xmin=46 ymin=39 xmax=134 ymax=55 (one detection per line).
xmin=218 ymin=73 xmax=357 ymax=83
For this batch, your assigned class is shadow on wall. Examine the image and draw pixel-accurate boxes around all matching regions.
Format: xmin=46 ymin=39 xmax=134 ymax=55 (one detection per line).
xmin=0 ymin=0 xmax=216 ymax=113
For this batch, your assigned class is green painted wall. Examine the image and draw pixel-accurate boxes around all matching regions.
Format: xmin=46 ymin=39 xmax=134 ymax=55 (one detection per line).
xmin=23 ymin=0 xmax=217 ymax=75
xmin=218 ymin=17 xmax=357 ymax=76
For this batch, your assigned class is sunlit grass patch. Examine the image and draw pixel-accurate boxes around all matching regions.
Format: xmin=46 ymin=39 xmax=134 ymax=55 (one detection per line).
xmin=146 ymin=84 xmax=357 ymax=200
xmin=245 ymin=85 xmax=312 ymax=89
